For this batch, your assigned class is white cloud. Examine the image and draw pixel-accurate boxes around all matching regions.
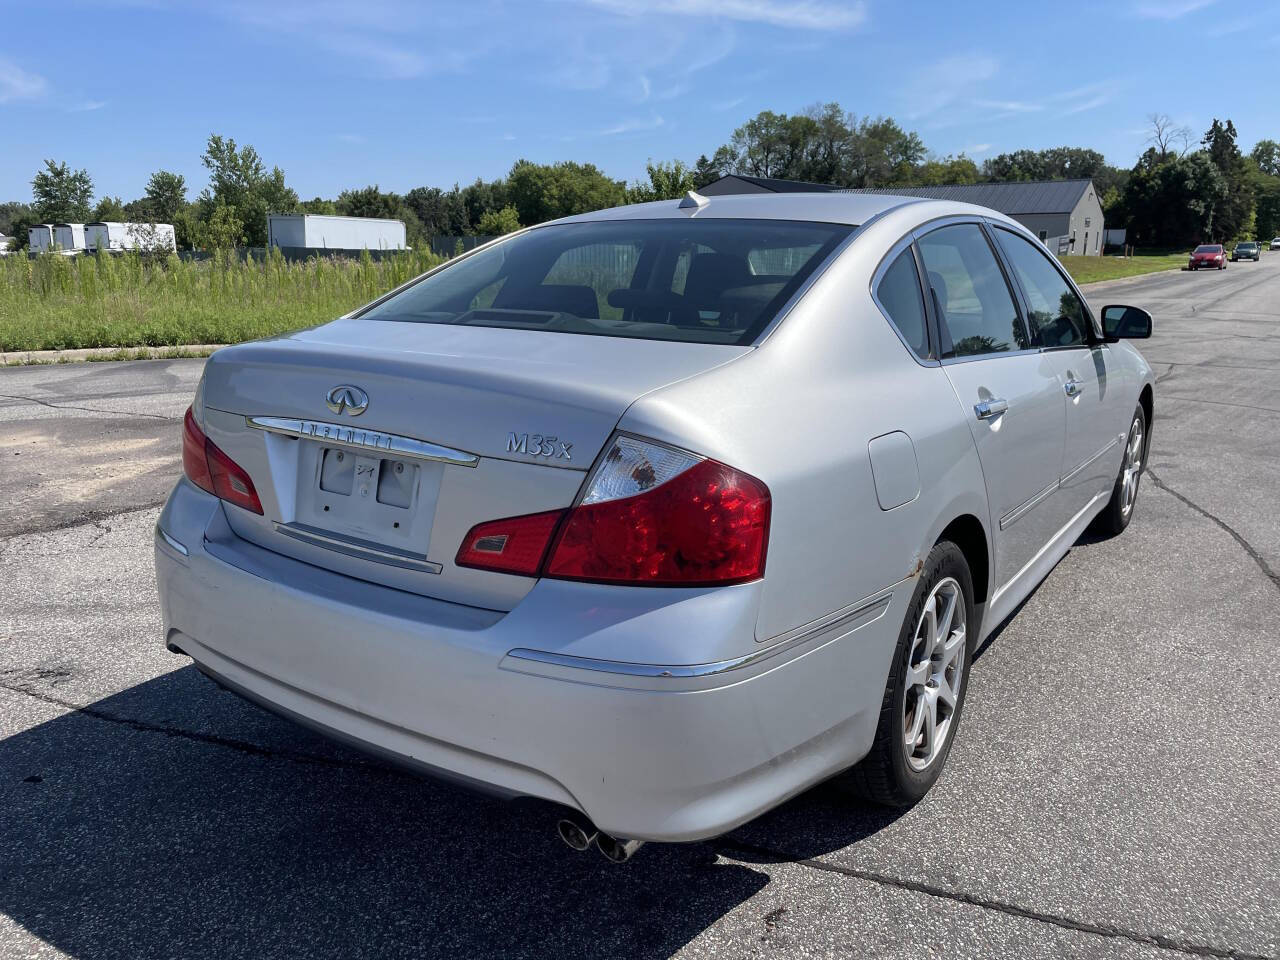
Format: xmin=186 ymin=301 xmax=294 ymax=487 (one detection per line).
xmin=0 ymin=57 xmax=47 ymax=104
xmin=68 ymin=99 xmax=108 ymax=112
xmin=962 ymin=143 xmax=992 ymax=155
xmin=1133 ymin=0 xmax=1216 ymax=18
xmin=599 ymin=113 xmax=665 ymax=135
xmin=713 ymin=96 xmax=746 ymax=111
xmin=973 ymin=99 xmax=1041 ymax=114
xmin=582 ymin=0 xmax=866 ymax=29
xmin=1062 ymin=93 xmax=1110 ymax=115
xmin=903 ymin=55 xmax=999 ymax=119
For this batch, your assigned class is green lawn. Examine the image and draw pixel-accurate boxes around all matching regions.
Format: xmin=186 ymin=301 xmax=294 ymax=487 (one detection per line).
xmin=1057 ymin=252 xmax=1190 ymax=285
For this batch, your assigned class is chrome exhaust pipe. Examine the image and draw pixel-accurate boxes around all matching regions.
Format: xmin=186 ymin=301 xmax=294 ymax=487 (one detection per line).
xmin=595 ymin=833 xmax=644 ymax=864
xmin=556 ymin=818 xmax=597 ymax=852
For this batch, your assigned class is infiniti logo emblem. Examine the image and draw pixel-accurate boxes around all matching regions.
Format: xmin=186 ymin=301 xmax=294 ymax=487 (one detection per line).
xmin=325 ymin=384 xmax=369 ymax=416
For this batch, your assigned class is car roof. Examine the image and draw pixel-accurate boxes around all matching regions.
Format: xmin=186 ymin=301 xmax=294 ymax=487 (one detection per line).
xmin=551 ymin=191 xmax=944 ymax=227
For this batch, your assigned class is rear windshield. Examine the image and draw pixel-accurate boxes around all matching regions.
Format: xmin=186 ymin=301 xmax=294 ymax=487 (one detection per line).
xmin=1194 ymin=245 xmax=1222 ymax=253
xmin=358 ymin=219 xmax=853 ymax=345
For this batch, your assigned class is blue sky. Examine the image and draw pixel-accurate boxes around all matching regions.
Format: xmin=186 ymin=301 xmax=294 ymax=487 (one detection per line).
xmin=2 ymin=0 xmax=1277 ymax=204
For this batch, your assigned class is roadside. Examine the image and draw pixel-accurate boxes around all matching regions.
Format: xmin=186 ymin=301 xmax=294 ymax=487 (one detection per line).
xmin=1058 ymin=251 xmax=1190 ymax=285
xmin=2 ymin=344 xmax=221 ymax=366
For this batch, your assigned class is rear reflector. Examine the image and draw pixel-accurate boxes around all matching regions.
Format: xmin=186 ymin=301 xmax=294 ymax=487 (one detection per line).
xmin=182 ymin=406 xmax=264 ymax=515
xmin=455 ymin=435 xmax=770 ymax=586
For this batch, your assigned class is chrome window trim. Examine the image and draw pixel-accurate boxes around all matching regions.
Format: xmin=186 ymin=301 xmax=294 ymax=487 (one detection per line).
xmin=505 ymin=590 xmax=896 ymax=679
xmin=869 ymin=231 xmax=939 ymax=368
xmin=988 ymin=222 xmax=1099 ymax=347
xmin=246 ymin=416 xmax=479 ymax=468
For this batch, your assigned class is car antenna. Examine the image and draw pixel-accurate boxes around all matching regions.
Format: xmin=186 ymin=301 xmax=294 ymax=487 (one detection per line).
xmin=678 ymin=190 xmax=709 ymax=210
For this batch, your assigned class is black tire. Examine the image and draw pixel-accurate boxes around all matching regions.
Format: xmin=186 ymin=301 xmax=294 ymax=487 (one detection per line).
xmin=840 ymin=540 xmax=976 ymax=807
xmin=1092 ymin=403 xmax=1146 ymax=537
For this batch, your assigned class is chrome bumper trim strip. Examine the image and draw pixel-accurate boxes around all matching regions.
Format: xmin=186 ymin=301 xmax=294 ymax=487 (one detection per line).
xmin=246 ymin=416 xmax=479 ymax=468
xmin=273 ymin=521 xmax=443 ymax=574
xmin=506 ymin=592 xmax=895 ymax=679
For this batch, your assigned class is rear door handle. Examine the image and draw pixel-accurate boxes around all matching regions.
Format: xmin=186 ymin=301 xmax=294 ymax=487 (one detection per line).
xmin=974 ymin=398 xmax=1008 ymax=420
xmin=1064 ymin=378 xmax=1083 ymax=398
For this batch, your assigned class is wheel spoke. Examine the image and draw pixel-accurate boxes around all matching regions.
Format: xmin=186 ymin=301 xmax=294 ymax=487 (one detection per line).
xmin=921 ymin=692 xmax=938 ymax=756
xmin=905 ymin=695 xmax=926 ymax=747
xmin=936 ymin=589 xmax=957 ymax=647
xmin=923 ymin=602 xmax=939 ymax=658
xmin=905 ymin=659 xmax=929 ymax=689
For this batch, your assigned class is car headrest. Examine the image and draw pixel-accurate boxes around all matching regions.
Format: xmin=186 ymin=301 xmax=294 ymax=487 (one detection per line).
xmin=684 ymin=253 xmax=751 ymax=305
xmin=493 ymin=284 xmax=599 ymax=319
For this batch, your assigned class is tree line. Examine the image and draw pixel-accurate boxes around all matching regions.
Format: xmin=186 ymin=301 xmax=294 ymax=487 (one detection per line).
xmin=2 ymin=105 xmax=1276 ymax=252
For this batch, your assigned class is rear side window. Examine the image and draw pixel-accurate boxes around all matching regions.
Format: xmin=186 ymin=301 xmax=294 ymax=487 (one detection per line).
xmin=994 ymin=228 xmax=1090 ymax=348
xmin=360 ymin=219 xmax=853 ymax=345
xmin=917 ymin=224 xmax=1027 ymax=358
xmin=875 ymin=248 xmax=929 ymax=358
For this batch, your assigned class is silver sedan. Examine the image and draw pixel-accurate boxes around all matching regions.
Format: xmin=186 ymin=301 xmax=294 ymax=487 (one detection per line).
xmin=155 ymin=192 xmax=1154 ymax=861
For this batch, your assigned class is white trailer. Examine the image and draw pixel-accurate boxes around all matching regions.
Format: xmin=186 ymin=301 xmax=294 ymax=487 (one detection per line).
xmin=267 ymin=214 xmax=406 ymax=251
xmin=53 ymin=223 xmax=87 ymax=253
xmin=29 ymin=224 xmax=55 ymax=252
xmin=86 ymin=221 xmax=177 ymax=253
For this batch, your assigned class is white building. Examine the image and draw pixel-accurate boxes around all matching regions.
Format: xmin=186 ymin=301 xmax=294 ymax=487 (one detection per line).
xmin=267 ymin=214 xmax=406 ymax=252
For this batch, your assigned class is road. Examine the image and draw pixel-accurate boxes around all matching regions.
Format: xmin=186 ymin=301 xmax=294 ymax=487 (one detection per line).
xmin=2 ymin=258 xmax=1278 ymax=960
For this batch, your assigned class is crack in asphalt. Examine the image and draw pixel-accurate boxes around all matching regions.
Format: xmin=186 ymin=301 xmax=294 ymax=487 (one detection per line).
xmin=1147 ymin=468 xmax=1280 ymax=592
xmin=1158 ymin=395 xmax=1280 ymax=415
xmin=0 ymin=392 xmax=179 ymax=421
xmin=2 ymin=672 xmax=1270 ymax=960
xmin=714 ymin=840 xmax=1273 ymax=960
xmin=0 ymin=500 xmax=169 ymax=542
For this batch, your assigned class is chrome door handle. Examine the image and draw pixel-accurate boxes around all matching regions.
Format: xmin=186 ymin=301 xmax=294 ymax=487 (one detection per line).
xmin=974 ymin=398 xmax=1008 ymax=420
xmin=1064 ymin=378 xmax=1083 ymax=398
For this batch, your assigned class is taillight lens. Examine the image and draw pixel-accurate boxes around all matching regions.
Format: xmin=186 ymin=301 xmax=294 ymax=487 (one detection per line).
xmin=182 ymin=406 xmax=263 ymax=515
xmin=456 ymin=509 xmax=565 ymax=576
xmin=455 ymin=436 xmax=770 ymax=586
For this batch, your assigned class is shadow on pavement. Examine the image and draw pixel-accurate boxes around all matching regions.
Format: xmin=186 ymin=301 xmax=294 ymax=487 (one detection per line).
xmin=2 ymin=667 xmax=773 ymax=959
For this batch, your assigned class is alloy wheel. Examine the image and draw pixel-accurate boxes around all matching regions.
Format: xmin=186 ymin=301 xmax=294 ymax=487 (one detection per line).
xmin=1120 ymin=415 xmax=1144 ymax=518
xmin=902 ymin=577 xmax=966 ymax=772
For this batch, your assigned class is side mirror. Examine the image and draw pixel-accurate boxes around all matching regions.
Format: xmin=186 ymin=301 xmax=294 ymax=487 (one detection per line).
xmin=1101 ymin=304 xmax=1152 ymax=340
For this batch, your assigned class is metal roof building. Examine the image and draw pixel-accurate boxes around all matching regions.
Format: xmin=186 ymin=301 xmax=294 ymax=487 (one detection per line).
xmin=701 ymin=175 xmax=1106 ymax=255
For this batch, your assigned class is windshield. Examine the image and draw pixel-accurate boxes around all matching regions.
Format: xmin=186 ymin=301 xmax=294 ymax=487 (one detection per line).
xmin=1236 ymin=242 xmax=1254 ymax=248
xmin=358 ymin=219 xmax=854 ymax=345
xmin=1194 ymin=245 xmax=1221 ymax=253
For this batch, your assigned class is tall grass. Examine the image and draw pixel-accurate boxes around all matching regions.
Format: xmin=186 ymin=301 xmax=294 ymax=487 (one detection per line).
xmin=0 ymin=247 xmax=444 ymax=352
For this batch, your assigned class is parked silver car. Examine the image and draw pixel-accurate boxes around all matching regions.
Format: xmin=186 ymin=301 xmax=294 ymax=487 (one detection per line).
xmin=156 ymin=193 xmax=1155 ymax=860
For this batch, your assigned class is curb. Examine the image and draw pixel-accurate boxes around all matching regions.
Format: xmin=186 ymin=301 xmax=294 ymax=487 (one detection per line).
xmin=2 ymin=344 xmax=224 ymax=367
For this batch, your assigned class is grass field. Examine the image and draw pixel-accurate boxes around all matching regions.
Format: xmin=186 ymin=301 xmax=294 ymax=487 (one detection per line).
xmin=1057 ymin=251 xmax=1191 ymax=285
xmin=0 ymin=248 xmax=443 ymax=352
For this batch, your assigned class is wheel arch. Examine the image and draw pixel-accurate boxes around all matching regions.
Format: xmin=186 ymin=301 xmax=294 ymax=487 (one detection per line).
xmin=935 ymin=513 xmax=989 ymax=608
xmin=1138 ymin=382 xmax=1154 ymax=459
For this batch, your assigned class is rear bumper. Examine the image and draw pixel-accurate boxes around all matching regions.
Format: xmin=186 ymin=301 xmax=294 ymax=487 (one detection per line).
xmin=155 ymin=479 xmax=906 ymax=842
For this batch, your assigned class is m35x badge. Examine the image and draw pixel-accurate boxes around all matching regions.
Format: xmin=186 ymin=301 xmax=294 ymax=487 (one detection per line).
xmin=507 ymin=432 xmax=572 ymax=461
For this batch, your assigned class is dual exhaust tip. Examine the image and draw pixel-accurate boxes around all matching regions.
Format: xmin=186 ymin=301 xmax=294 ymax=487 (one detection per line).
xmin=556 ymin=818 xmax=643 ymax=863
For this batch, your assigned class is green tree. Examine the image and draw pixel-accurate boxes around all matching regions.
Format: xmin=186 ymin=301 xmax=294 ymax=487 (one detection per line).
xmin=1201 ymin=119 xmax=1255 ymax=240
xmin=458 ymin=178 xmax=509 ymax=232
xmin=198 ymin=134 xmax=298 ymax=246
xmin=196 ymin=202 xmax=245 ymax=250
xmin=477 ymin=205 xmax=522 ymax=235
xmin=1121 ymin=149 xmax=1227 ymax=246
xmin=143 ymin=170 xmax=187 ymax=222
xmin=405 ymin=185 xmax=468 ymax=236
xmin=337 ymin=185 xmax=403 ymax=219
xmin=300 ymin=196 xmax=338 ymax=215
xmin=626 ymin=159 xmax=697 ymax=203
xmin=92 ymin=195 xmax=127 ymax=221
xmin=1251 ymin=139 xmax=1280 ymax=177
xmin=31 ymin=159 xmax=94 ymax=222
xmin=912 ymin=154 xmax=980 ymax=185
xmin=0 ymin=201 xmax=34 ymax=236
xmin=505 ymin=160 xmax=625 ymax=225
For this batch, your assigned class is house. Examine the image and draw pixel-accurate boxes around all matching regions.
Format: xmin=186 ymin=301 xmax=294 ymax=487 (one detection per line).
xmin=700 ymin=176 xmax=1106 ymax=256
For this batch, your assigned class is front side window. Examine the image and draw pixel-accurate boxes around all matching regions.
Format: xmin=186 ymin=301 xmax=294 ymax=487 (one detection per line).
xmin=359 ymin=219 xmax=852 ymax=345
xmin=917 ymin=223 xmax=1026 ymax=358
xmin=875 ymin=247 xmax=929 ymax=358
xmin=994 ymin=228 xmax=1090 ymax=348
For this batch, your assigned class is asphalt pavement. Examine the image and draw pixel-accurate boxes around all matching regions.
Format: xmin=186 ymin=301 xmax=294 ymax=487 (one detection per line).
xmin=1 ymin=257 xmax=1278 ymax=959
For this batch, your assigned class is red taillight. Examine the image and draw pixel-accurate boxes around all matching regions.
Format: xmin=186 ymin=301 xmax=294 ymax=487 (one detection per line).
xmin=182 ymin=406 xmax=263 ymax=515
xmin=454 ymin=436 xmax=771 ymax=586
xmin=455 ymin=510 xmax=565 ymax=576
xmin=546 ymin=458 xmax=770 ymax=586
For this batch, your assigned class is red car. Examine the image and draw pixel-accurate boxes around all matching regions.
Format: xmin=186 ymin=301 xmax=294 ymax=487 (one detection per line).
xmin=1189 ymin=244 xmax=1226 ymax=270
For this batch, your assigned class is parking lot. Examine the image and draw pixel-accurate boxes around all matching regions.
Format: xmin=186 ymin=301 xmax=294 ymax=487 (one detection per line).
xmin=2 ymin=257 xmax=1278 ymax=959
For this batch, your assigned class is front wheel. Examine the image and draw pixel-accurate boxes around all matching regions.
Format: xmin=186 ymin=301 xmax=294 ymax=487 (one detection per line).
xmin=840 ymin=541 xmax=975 ymax=807
xmin=1092 ymin=404 xmax=1146 ymax=536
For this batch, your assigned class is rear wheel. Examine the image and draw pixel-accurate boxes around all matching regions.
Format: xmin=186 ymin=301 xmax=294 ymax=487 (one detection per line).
xmin=841 ymin=541 xmax=974 ymax=807
xmin=1092 ymin=404 xmax=1146 ymax=537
